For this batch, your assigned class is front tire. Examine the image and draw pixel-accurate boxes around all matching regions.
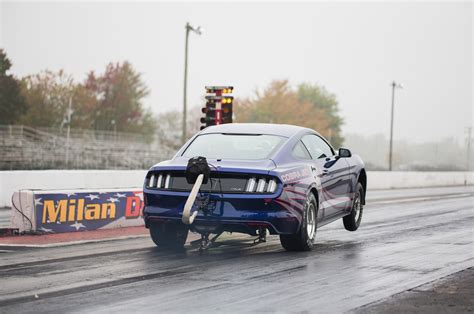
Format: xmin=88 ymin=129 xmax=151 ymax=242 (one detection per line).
xmin=280 ymin=193 xmax=318 ymax=251
xmin=343 ymin=182 xmax=364 ymax=231
xmin=149 ymin=222 xmax=189 ymax=250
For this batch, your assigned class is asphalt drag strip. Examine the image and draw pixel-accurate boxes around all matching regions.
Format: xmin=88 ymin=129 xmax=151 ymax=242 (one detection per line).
xmin=355 ymin=267 xmax=474 ymax=313
xmin=0 ymin=187 xmax=472 ymax=313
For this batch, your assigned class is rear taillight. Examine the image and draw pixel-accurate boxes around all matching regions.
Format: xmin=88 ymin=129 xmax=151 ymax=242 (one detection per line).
xmin=246 ymin=177 xmax=257 ymax=192
xmin=164 ymin=174 xmax=171 ymax=189
xmin=245 ymin=177 xmax=278 ymax=193
xmin=267 ymin=179 xmax=277 ymax=193
xmin=157 ymin=174 xmax=163 ymax=188
xmin=147 ymin=172 xmax=278 ymax=194
xmin=147 ymin=173 xmax=164 ymax=188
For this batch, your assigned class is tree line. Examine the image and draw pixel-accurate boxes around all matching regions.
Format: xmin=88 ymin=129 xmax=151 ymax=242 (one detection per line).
xmin=0 ymin=49 xmax=156 ymax=135
xmin=234 ymin=80 xmax=343 ymax=147
xmin=1 ymin=49 xmax=344 ymax=148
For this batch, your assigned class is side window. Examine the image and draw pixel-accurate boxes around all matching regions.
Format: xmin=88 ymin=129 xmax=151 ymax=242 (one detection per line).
xmin=301 ymin=135 xmax=334 ymax=159
xmin=292 ymin=141 xmax=311 ymax=159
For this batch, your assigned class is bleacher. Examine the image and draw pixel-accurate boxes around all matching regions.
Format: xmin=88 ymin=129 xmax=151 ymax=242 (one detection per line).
xmin=0 ymin=125 xmax=174 ymax=170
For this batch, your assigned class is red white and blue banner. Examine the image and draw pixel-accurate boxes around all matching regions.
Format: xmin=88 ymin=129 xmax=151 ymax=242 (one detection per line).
xmin=11 ymin=188 xmax=144 ymax=233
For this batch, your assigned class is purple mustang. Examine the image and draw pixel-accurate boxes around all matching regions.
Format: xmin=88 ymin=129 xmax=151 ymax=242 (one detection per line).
xmin=143 ymin=123 xmax=366 ymax=251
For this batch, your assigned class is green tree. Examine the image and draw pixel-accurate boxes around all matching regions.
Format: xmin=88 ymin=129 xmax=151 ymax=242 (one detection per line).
xmin=297 ymin=83 xmax=344 ymax=147
xmin=19 ymin=61 xmax=157 ymax=140
xmin=68 ymin=82 xmax=99 ymax=129
xmin=235 ymin=80 xmax=338 ymax=144
xmin=84 ymin=62 xmax=156 ymax=135
xmin=0 ymin=49 xmax=27 ymax=124
xmin=19 ymin=70 xmax=75 ymax=128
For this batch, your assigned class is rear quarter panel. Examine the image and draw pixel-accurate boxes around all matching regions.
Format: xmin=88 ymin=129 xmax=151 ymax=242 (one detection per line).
xmin=344 ymin=154 xmax=365 ymax=196
xmin=270 ymin=162 xmax=321 ymax=223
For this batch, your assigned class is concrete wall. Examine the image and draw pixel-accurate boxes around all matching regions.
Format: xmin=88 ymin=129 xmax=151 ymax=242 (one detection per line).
xmin=368 ymin=171 xmax=473 ymax=190
xmin=0 ymin=170 xmax=146 ymax=208
xmin=0 ymin=170 xmax=472 ymax=208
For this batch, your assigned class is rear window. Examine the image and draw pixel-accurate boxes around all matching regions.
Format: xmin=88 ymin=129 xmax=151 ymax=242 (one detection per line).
xmin=182 ymin=133 xmax=285 ymax=160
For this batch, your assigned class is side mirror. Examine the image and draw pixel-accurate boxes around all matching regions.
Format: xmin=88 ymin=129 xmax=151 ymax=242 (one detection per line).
xmin=338 ymin=148 xmax=352 ymax=158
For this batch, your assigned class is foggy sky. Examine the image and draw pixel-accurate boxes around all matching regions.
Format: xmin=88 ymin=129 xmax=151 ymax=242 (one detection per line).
xmin=1 ymin=1 xmax=472 ymax=143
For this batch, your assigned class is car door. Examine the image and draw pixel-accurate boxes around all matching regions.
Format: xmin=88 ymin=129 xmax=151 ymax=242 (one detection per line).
xmin=301 ymin=134 xmax=351 ymax=218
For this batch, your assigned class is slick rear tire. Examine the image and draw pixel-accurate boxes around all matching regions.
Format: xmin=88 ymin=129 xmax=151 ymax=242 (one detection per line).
xmin=280 ymin=193 xmax=318 ymax=252
xmin=149 ymin=222 xmax=188 ymax=250
xmin=343 ymin=182 xmax=364 ymax=231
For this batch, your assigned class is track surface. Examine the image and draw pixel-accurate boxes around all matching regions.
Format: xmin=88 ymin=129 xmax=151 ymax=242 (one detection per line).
xmin=0 ymin=186 xmax=472 ymax=313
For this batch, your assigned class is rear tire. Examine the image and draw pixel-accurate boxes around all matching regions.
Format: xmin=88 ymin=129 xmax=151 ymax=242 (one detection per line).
xmin=149 ymin=222 xmax=189 ymax=250
xmin=280 ymin=193 xmax=318 ymax=251
xmin=343 ymin=182 xmax=364 ymax=231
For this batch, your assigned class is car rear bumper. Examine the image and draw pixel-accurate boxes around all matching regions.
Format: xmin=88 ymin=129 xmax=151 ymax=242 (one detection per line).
xmin=143 ymin=191 xmax=302 ymax=235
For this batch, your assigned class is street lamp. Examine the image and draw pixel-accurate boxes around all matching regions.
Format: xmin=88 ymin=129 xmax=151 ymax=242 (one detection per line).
xmin=182 ymin=22 xmax=202 ymax=144
xmin=388 ymin=81 xmax=403 ymax=171
xmin=111 ymin=119 xmax=117 ymax=141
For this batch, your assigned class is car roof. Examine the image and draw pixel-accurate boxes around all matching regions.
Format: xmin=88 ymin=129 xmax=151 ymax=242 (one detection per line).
xmin=199 ymin=123 xmax=312 ymax=138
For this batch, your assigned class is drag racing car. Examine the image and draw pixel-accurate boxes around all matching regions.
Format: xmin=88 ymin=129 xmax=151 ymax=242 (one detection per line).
xmin=143 ymin=123 xmax=366 ymax=251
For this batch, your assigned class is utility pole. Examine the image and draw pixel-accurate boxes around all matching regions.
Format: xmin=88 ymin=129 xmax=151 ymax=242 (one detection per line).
xmin=65 ymin=96 xmax=73 ymax=168
xmin=389 ymin=81 xmax=402 ymax=171
xmin=182 ymin=22 xmax=202 ymax=144
xmin=467 ymin=127 xmax=472 ymax=171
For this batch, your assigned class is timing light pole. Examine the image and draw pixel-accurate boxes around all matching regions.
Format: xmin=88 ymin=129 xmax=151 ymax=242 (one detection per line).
xmin=182 ymin=22 xmax=202 ymax=144
xmin=388 ymin=81 xmax=403 ymax=171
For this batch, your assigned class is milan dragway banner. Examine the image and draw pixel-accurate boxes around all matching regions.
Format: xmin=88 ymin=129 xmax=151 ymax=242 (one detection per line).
xmin=10 ymin=188 xmax=144 ymax=233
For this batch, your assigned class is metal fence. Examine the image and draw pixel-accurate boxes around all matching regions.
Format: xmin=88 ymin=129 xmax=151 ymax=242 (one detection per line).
xmin=0 ymin=125 xmax=174 ymax=170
